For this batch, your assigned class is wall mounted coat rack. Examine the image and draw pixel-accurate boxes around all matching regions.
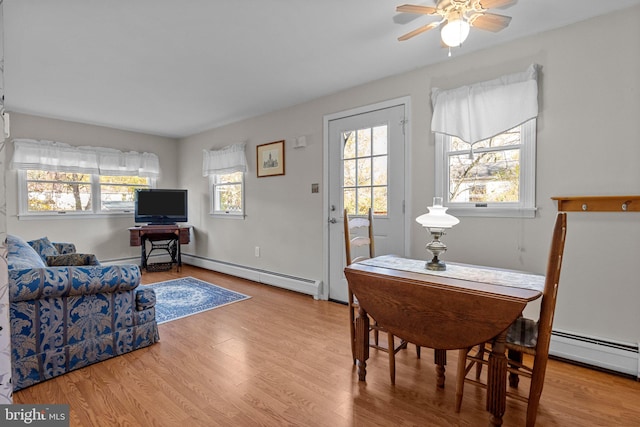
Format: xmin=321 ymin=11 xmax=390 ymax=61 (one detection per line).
xmin=551 ymin=196 xmax=640 ymax=212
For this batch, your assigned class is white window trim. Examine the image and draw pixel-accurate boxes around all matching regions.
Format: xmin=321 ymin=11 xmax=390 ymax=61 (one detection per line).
xmin=17 ymin=170 xmax=154 ymax=219
xmin=435 ymin=119 xmax=537 ymax=219
xmin=209 ymin=173 xmax=245 ymax=219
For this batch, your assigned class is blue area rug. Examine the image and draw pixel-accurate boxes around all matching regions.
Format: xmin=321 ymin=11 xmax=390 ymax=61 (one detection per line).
xmin=145 ymin=276 xmax=251 ymax=324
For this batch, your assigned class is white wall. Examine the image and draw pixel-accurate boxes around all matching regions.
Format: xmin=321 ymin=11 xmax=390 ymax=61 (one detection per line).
xmin=6 ymin=113 xmax=180 ymax=261
xmin=178 ymin=107 xmax=327 ymax=280
xmin=179 ymin=6 xmax=640 ymax=346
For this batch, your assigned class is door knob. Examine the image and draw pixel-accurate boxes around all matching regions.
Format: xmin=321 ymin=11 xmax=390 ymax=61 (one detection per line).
xmin=328 ymin=217 xmax=337 ymax=224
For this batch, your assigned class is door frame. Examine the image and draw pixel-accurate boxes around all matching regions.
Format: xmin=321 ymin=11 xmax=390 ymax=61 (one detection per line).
xmin=321 ymin=96 xmax=412 ymax=301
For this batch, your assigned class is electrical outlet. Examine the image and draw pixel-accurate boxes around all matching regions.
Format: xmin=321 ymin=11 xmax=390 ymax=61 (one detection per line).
xmin=255 ymin=246 xmax=260 ymax=257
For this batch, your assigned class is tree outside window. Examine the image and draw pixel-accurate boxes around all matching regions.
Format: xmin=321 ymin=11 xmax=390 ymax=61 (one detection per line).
xmin=342 ymin=125 xmax=388 ymax=217
xmin=211 ymin=171 xmax=244 ymax=216
xmin=22 ymin=170 xmax=149 ymax=214
xmin=435 ymin=119 xmax=537 ymax=218
xmin=448 ymin=126 xmax=520 ymax=204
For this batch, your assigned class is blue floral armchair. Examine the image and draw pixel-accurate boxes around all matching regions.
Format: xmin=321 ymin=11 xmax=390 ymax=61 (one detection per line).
xmin=7 ymin=235 xmax=159 ymax=391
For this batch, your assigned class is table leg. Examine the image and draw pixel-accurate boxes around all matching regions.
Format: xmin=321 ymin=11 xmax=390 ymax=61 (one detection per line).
xmin=434 ymin=349 xmax=447 ymax=388
xmin=177 ymin=237 xmax=182 ymax=272
xmin=486 ymin=331 xmax=508 ymax=426
xmin=355 ymin=306 xmax=370 ymax=381
xmin=140 ymin=238 xmax=147 ymax=271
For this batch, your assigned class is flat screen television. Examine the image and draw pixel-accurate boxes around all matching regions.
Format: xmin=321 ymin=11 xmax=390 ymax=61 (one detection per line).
xmin=134 ymin=189 xmax=188 ymax=225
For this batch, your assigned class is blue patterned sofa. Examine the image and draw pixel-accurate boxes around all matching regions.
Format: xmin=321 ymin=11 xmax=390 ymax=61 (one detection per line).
xmin=7 ymin=234 xmax=159 ymax=391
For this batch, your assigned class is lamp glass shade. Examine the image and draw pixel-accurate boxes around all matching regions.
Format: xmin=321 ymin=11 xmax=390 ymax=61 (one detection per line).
xmin=416 ymin=204 xmax=460 ymax=229
xmin=441 ymin=19 xmax=470 ymax=47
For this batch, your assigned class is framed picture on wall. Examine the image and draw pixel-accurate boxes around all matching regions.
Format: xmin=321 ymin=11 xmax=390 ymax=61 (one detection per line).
xmin=257 ymin=140 xmax=285 ymax=177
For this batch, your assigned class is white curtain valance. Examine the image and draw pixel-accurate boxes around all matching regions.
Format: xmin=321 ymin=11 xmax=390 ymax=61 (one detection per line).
xmin=11 ymin=139 xmax=160 ymax=178
xmin=431 ymin=64 xmax=540 ymax=144
xmin=90 ymin=147 xmax=160 ymax=177
xmin=202 ymin=142 xmax=247 ymax=176
xmin=11 ymin=139 xmax=100 ymax=174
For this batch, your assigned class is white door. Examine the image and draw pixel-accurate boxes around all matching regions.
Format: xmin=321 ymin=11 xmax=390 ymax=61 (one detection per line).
xmin=327 ymin=103 xmax=406 ymax=302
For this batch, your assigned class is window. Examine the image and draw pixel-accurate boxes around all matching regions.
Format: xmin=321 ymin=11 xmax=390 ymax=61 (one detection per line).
xmin=431 ymin=65 xmax=540 ymax=218
xmin=12 ymin=139 xmax=160 ymax=217
xmin=210 ymin=171 xmax=244 ymax=217
xmin=99 ymin=175 xmax=151 ymax=211
xmin=19 ymin=170 xmax=151 ymax=216
xmin=342 ymin=125 xmax=388 ymax=216
xmin=203 ymin=142 xmax=247 ymax=218
xmin=435 ymin=119 xmax=536 ymax=218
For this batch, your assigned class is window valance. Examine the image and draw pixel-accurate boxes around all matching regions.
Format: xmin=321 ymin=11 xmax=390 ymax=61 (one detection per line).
xmin=11 ymin=139 xmax=160 ymax=178
xmin=202 ymin=142 xmax=247 ymax=176
xmin=431 ymin=64 xmax=540 ymax=144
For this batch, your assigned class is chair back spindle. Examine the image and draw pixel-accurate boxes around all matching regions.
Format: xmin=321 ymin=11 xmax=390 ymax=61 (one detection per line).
xmin=343 ymin=207 xmax=416 ymax=383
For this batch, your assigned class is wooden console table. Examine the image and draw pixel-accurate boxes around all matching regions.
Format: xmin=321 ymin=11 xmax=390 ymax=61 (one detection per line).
xmin=128 ymin=225 xmax=191 ymax=272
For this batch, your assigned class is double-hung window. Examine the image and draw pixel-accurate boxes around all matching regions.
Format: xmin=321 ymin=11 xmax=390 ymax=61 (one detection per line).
xmin=99 ymin=175 xmax=151 ymax=212
xmin=435 ymin=120 xmax=536 ymax=217
xmin=20 ymin=170 xmax=150 ymax=215
xmin=210 ymin=171 xmax=244 ymax=216
xmin=432 ymin=65 xmax=540 ymax=218
xmin=13 ymin=139 xmax=159 ymax=218
xmin=203 ymin=142 xmax=247 ymax=218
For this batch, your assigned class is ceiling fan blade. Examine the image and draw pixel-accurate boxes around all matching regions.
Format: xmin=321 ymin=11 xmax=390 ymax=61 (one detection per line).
xmin=478 ymin=0 xmax=517 ymax=9
xmin=469 ymin=13 xmax=512 ymax=32
xmin=397 ymin=21 xmax=441 ymax=41
xmin=396 ymin=4 xmax=439 ymax=15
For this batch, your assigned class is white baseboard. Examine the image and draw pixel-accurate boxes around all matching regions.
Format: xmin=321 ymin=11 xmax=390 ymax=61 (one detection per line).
xmin=104 ymin=254 xmax=323 ymax=299
xmin=182 ymin=254 xmax=323 ymax=300
xmin=550 ymin=330 xmax=639 ymax=378
xmin=101 ymin=257 xmax=141 ymax=265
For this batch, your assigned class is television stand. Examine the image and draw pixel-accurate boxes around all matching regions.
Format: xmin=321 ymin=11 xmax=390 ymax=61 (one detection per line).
xmin=128 ymin=225 xmax=191 ymax=272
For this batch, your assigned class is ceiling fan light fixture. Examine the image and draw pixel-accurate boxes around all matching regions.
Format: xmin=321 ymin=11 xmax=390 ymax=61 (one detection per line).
xmin=441 ymin=18 xmax=470 ymax=47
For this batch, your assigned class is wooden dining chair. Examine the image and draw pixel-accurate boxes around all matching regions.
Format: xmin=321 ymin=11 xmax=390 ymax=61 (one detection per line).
xmin=344 ymin=208 xmax=418 ymax=385
xmin=455 ymin=212 xmax=567 ymax=427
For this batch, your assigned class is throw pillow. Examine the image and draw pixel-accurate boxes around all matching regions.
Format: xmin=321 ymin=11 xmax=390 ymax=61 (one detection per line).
xmin=7 ymin=234 xmax=47 ymax=269
xmin=54 ymin=242 xmax=77 ymax=255
xmin=27 ymin=237 xmax=60 ymax=263
xmin=46 ymin=253 xmax=99 ymax=267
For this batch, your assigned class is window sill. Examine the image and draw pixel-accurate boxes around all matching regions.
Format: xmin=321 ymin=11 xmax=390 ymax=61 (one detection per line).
xmin=18 ymin=212 xmax=134 ymax=220
xmin=446 ymin=206 xmax=537 ymax=219
xmin=210 ymin=213 xmax=245 ymax=220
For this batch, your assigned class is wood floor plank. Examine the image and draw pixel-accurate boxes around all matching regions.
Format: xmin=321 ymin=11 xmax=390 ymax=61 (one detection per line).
xmin=13 ymin=265 xmax=640 ymax=426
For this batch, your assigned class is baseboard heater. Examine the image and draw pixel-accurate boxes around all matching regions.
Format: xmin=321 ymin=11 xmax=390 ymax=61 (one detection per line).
xmin=550 ymin=330 xmax=639 ymax=379
xmin=181 ymin=254 xmax=323 ymax=300
xmin=106 ymin=254 xmax=323 ymax=299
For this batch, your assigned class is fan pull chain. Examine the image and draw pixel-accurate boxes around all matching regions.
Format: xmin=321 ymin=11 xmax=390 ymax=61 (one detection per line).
xmin=448 ymin=47 xmax=452 ymax=57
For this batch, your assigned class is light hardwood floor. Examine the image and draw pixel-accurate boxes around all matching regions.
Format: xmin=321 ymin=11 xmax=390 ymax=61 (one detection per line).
xmin=14 ymin=265 xmax=640 ymax=426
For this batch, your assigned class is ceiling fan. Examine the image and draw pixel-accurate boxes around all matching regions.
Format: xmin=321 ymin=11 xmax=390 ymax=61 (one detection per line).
xmin=397 ymin=0 xmax=515 ymax=48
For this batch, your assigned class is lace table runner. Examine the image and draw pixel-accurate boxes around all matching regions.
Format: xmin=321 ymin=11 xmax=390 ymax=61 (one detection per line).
xmin=358 ymin=255 xmax=545 ymax=292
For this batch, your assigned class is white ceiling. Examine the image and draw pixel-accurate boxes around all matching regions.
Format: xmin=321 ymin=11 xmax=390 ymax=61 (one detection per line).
xmin=4 ymin=0 xmax=640 ymax=138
